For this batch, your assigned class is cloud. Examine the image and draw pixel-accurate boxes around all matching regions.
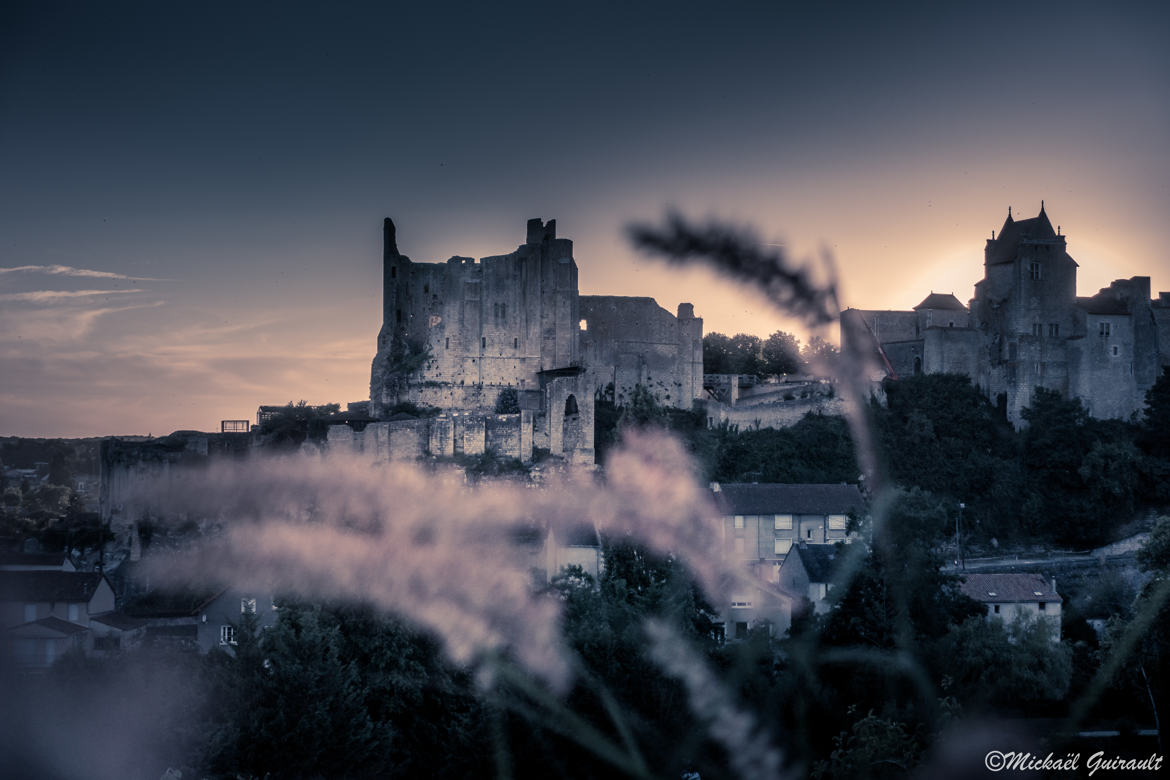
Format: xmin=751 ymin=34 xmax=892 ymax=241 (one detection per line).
xmin=0 ymin=289 xmax=144 ymax=303
xmin=0 ymin=264 xmax=169 ymax=282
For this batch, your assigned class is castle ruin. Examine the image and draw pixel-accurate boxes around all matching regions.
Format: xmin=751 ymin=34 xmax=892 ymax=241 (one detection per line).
xmin=347 ymin=217 xmax=704 ymax=464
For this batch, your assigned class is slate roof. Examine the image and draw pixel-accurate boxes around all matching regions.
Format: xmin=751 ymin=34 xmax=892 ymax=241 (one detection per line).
xmin=913 ymin=293 xmax=967 ymax=312
xmin=0 ymin=571 xmax=106 ymax=603
xmin=793 ymin=544 xmax=839 ymax=583
xmin=124 ymin=588 xmax=226 ymax=618
xmin=987 ymin=207 xmax=1061 ymax=266
xmin=960 ymin=573 xmax=1062 ymax=604
xmin=713 ymin=483 xmax=865 ymax=516
xmin=1076 ymin=296 xmax=1130 ymax=316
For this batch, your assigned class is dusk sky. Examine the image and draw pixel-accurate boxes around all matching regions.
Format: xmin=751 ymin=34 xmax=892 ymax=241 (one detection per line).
xmin=2 ymin=0 xmax=1168 ymax=437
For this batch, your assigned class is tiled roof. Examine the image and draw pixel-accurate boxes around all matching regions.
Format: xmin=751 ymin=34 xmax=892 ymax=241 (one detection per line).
xmin=714 ymin=483 xmax=864 ymax=516
xmin=913 ymin=293 xmax=967 ymax=312
xmin=5 ymin=615 xmax=89 ymax=636
xmin=0 ymin=571 xmax=106 ymax=603
xmin=959 ymin=572 xmax=1062 ymax=604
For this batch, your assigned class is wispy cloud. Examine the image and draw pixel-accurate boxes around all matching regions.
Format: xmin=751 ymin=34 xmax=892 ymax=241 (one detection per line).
xmin=0 ymin=264 xmax=169 ymax=281
xmin=0 ymin=289 xmax=144 ymax=303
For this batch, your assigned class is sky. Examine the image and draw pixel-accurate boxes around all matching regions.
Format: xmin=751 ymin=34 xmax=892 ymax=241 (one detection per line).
xmin=2 ymin=0 xmax=1168 ymax=437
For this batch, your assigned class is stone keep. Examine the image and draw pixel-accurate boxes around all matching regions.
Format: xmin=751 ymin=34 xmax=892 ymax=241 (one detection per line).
xmin=367 ymin=217 xmax=705 ymax=464
xmin=843 ymin=205 xmax=1170 ymax=424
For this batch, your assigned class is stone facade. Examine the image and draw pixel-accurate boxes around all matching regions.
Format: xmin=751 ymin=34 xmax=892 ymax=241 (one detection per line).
xmin=844 ymin=206 xmax=1170 ymax=424
xmin=364 ymin=218 xmax=705 ymax=464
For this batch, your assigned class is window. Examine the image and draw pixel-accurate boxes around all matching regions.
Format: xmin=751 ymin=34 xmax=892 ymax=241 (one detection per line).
xmin=23 ymin=604 xmax=36 ymax=623
xmin=731 ymin=596 xmax=753 ymax=608
xmin=828 ymin=515 xmax=847 ymax=530
xmin=992 ymin=604 xmax=1000 ymax=615
xmin=733 ymin=515 xmax=745 ymax=529
xmin=579 ymin=319 xmax=588 ymax=331
xmin=735 ymin=621 xmax=748 ymax=639
xmin=481 ymin=336 xmax=486 ymax=349
xmin=1032 ymin=323 xmax=1043 ymax=337
xmin=1038 ymin=602 xmax=1047 ymax=612
xmin=220 ymin=625 xmax=238 ymax=646
xmin=1099 ymin=321 xmax=1111 ymax=336
xmin=734 ymin=537 xmax=746 ymax=555
xmin=445 ymin=337 xmax=449 ymax=350
xmin=241 ymin=598 xmax=257 ymax=615
xmin=774 ymin=539 xmax=792 ymax=555
xmin=395 ymin=309 xmax=402 ymax=324
xmin=774 ymin=514 xmax=793 ymax=530
xmin=1029 ymin=261 xmax=1042 ymax=281
xmin=1049 ymin=323 xmax=1060 ymax=337
xmin=1112 ymin=345 xmax=1120 ymax=357
xmin=390 ymin=267 xmax=396 ymax=279
xmin=513 ymin=337 xmax=518 ymax=349
xmin=807 ymin=528 xmax=813 ymax=539
xmin=68 ymin=604 xmax=80 ymax=622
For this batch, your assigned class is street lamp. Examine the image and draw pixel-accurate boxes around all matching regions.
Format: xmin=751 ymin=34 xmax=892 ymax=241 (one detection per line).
xmin=957 ymin=502 xmax=966 ymax=570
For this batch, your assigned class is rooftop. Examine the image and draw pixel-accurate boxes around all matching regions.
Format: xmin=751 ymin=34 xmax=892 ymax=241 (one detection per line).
xmin=959 ymin=572 xmax=1062 ymax=604
xmin=713 ymin=483 xmax=865 ymax=516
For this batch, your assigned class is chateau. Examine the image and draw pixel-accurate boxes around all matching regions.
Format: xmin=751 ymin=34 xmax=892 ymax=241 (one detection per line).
xmin=350 ymin=217 xmax=704 ymax=464
xmin=844 ymin=205 xmax=1170 ymax=423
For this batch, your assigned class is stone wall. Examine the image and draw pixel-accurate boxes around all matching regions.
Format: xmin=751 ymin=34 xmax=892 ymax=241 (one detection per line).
xmin=579 ymin=295 xmax=703 ymax=409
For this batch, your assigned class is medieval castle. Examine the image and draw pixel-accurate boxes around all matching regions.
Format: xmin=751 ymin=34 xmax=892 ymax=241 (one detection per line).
xmin=330 ymin=217 xmax=704 ymax=465
xmin=844 ymin=205 xmax=1170 ymax=423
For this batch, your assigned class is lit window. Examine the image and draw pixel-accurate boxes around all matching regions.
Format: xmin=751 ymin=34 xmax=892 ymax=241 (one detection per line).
xmin=733 ymin=515 xmax=745 ymax=529
xmin=579 ymin=319 xmax=587 ymax=331
xmin=773 ymin=514 xmax=793 ymax=530
xmin=220 ymin=625 xmax=238 ymax=646
xmin=241 ymin=598 xmax=257 ymax=615
xmin=774 ymin=539 xmax=792 ymax=555
xmin=828 ymin=515 xmax=847 ymax=530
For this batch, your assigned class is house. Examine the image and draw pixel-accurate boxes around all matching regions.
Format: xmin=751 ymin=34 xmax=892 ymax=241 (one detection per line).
xmin=0 ymin=569 xmax=117 ymax=670
xmin=124 ymin=586 xmax=279 ymax=653
xmin=776 ymin=542 xmax=843 ymax=615
xmin=959 ymin=572 xmax=1062 ymax=639
xmin=712 ymin=482 xmax=864 ymax=583
xmin=0 ymin=569 xmax=116 ymax=630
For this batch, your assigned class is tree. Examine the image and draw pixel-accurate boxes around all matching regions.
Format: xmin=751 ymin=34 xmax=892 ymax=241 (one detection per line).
xmin=932 ymin=615 xmax=1071 ymax=710
xmin=494 ymin=387 xmax=520 ymax=414
xmin=761 ymin=330 xmax=802 ymax=376
xmin=802 ymin=336 xmax=840 ymax=373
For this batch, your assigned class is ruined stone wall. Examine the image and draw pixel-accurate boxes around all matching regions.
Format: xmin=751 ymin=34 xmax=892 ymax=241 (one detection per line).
xmin=703 ymin=397 xmax=848 ymax=430
xmin=327 ymin=411 xmax=533 ymax=462
xmin=579 ymin=296 xmax=703 ymax=408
